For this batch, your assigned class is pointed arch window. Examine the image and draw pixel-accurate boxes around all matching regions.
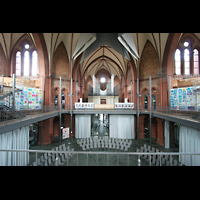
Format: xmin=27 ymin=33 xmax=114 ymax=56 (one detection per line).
xmin=24 ymin=51 xmax=30 ymax=76
xmin=15 ymin=42 xmax=38 ymax=77
xmin=193 ymin=49 xmax=199 ymax=75
xmin=32 ymin=51 xmax=38 ymax=76
xmin=175 ymin=49 xmax=181 ymax=75
xmin=16 ymin=51 xmax=21 ymax=76
xmin=184 ymin=49 xmax=190 ymax=75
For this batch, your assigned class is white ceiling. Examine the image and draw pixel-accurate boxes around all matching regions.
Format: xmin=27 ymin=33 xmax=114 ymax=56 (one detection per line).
xmin=1 ymin=33 xmax=199 ymax=80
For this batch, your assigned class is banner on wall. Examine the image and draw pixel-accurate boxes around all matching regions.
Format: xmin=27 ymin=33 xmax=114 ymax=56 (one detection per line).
xmin=197 ymin=92 xmax=200 ymax=111
xmin=1 ymin=87 xmax=42 ymax=110
xmin=170 ymin=89 xmax=178 ymax=110
xmin=171 ymin=86 xmax=198 ymax=111
xmin=62 ymin=127 xmax=70 ymax=140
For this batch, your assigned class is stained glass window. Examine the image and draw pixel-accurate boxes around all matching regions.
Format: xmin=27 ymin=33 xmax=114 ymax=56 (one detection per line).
xmin=24 ymin=51 xmax=29 ymax=76
xmin=175 ymin=49 xmax=181 ymax=75
xmin=16 ymin=51 xmax=21 ymax=76
xmin=184 ymin=49 xmax=190 ymax=75
xmin=193 ymin=49 xmax=199 ymax=75
xmin=32 ymin=51 xmax=38 ymax=76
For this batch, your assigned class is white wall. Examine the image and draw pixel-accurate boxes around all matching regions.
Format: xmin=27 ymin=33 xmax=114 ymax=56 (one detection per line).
xmin=75 ymin=115 xmax=91 ymax=138
xmin=109 ymin=115 xmax=135 ymax=139
xmin=0 ymin=126 xmax=29 ymax=166
xmin=179 ymin=125 xmax=200 ymax=166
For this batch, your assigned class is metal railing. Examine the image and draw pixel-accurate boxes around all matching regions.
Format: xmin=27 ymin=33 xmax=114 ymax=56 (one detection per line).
xmin=0 ymin=149 xmax=200 ymax=166
xmin=0 ymin=104 xmax=75 ymax=126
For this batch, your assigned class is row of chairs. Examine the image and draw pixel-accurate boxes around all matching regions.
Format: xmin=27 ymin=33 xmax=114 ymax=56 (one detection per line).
xmin=77 ymin=137 xmax=132 ymax=151
xmin=31 ymin=144 xmax=74 ymax=166
xmin=137 ymin=144 xmax=182 ymax=166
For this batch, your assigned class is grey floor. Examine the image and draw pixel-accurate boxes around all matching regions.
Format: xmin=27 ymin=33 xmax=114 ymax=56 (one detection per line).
xmin=29 ymin=118 xmax=179 ymax=166
xmin=29 ymin=135 xmax=179 ymax=166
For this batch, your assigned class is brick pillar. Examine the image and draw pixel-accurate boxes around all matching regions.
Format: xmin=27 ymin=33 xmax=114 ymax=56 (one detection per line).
xmin=64 ymin=114 xmax=75 ymax=138
xmin=38 ymin=118 xmax=54 ymax=145
xmin=53 ymin=117 xmax=59 ymax=137
xmin=170 ymin=121 xmax=175 ymax=147
xmin=138 ymin=115 xmax=146 ymax=139
xmin=151 ymin=118 xmax=157 ymax=138
xmin=157 ymin=118 xmax=165 ymax=146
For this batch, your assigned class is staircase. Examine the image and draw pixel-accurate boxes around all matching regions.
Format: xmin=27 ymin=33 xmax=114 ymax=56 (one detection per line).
xmin=0 ymin=105 xmax=24 ymax=122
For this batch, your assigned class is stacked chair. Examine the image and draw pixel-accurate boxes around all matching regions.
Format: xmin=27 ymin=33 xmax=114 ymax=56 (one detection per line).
xmin=137 ymin=144 xmax=183 ymax=166
xmin=77 ymin=137 xmax=132 ymax=152
xmin=31 ymin=144 xmax=74 ymax=166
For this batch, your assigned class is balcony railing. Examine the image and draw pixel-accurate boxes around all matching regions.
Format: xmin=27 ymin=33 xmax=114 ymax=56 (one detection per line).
xmin=0 ymin=148 xmax=199 ymax=166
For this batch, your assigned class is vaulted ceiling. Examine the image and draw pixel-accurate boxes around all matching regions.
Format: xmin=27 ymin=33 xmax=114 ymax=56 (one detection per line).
xmin=1 ymin=33 xmax=200 ymax=80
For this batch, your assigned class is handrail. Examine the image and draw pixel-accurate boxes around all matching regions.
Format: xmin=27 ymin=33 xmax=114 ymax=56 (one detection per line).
xmin=0 ymin=148 xmax=199 ymax=156
xmin=1 ymin=149 xmax=200 ymax=166
xmin=0 ymin=105 xmax=25 ymax=117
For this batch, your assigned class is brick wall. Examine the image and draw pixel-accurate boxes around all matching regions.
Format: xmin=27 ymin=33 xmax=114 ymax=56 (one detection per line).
xmin=0 ymin=44 xmax=7 ymax=76
xmin=52 ymin=42 xmax=69 ymax=79
xmin=139 ymin=40 xmax=160 ymax=106
xmin=139 ymin=40 xmax=160 ymax=80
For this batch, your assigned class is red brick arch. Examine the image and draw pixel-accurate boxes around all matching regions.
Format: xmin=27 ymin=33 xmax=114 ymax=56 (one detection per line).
xmin=32 ymin=33 xmax=49 ymax=76
xmin=161 ymin=33 xmax=181 ymax=106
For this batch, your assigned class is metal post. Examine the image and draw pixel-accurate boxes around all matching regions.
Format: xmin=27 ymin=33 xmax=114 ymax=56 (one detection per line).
xmin=168 ymin=76 xmax=171 ymax=148
xmin=169 ymin=76 xmax=171 ymax=114
xmin=138 ymin=155 xmax=141 ymax=166
xmin=35 ymin=152 xmax=37 ymax=166
xmin=137 ymin=78 xmax=139 ymax=144
xmin=2 ymin=74 xmax=4 ymax=94
xmin=55 ymin=157 xmax=58 ymax=166
xmin=87 ymin=153 xmax=88 ymax=166
xmin=12 ymin=73 xmax=15 ymax=110
xmin=7 ymin=151 xmax=9 ymax=166
xmin=131 ymin=80 xmax=133 ymax=102
xmin=41 ymin=76 xmax=44 ymax=113
xmin=149 ymin=76 xmax=152 ymax=149
xmin=59 ymin=76 xmax=62 ymax=145
xmin=70 ymin=75 xmax=73 ymax=143
xmin=41 ymin=120 xmax=43 ymax=146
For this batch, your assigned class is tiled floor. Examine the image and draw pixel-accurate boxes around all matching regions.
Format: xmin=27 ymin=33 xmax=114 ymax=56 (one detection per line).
xmin=29 ymin=136 xmax=179 ymax=166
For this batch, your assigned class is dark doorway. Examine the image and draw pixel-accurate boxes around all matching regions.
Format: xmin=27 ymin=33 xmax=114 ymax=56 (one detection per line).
xmin=144 ymin=116 xmax=149 ymax=138
xmin=61 ymin=94 xmax=65 ymax=109
xmin=91 ymin=114 xmax=109 ymax=137
xmin=54 ymin=95 xmax=58 ymax=110
xmin=101 ymin=99 xmax=106 ymax=104
xmin=144 ymin=95 xmax=148 ymax=110
xmin=174 ymin=123 xmax=180 ymax=147
xmin=152 ymin=95 xmax=156 ymax=110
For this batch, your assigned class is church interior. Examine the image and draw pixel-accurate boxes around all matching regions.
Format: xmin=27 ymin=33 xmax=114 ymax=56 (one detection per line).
xmin=0 ymin=33 xmax=200 ymax=166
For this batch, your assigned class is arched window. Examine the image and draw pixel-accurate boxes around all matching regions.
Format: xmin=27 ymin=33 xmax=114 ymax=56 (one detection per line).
xmin=184 ymin=49 xmax=190 ymax=75
xmin=14 ymin=42 xmax=38 ymax=77
xmin=175 ymin=49 xmax=181 ymax=75
xmin=24 ymin=51 xmax=29 ymax=76
xmin=193 ymin=49 xmax=199 ymax=75
xmin=16 ymin=51 xmax=21 ymax=76
xmin=32 ymin=51 xmax=38 ymax=76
